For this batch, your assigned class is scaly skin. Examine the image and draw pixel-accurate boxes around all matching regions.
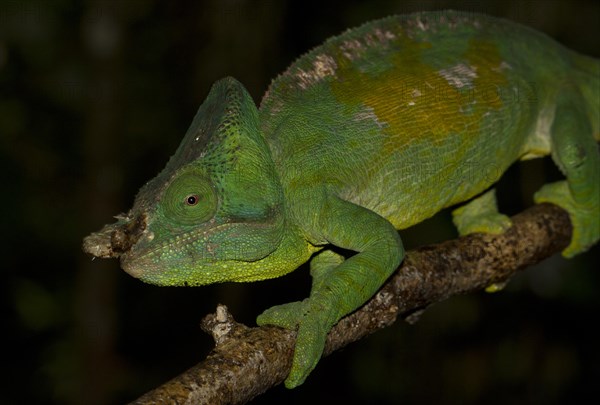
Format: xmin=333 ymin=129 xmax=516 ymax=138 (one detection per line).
xmin=83 ymin=11 xmax=600 ymax=388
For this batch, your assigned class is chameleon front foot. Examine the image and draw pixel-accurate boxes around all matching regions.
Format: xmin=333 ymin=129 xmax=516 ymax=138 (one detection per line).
xmin=257 ymin=299 xmax=332 ymax=388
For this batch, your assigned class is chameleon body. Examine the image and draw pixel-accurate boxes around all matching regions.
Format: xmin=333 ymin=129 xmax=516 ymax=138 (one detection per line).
xmin=83 ymin=11 xmax=600 ymax=388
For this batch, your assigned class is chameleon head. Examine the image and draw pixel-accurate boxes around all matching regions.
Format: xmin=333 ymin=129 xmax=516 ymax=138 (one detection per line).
xmin=83 ymin=77 xmax=291 ymax=285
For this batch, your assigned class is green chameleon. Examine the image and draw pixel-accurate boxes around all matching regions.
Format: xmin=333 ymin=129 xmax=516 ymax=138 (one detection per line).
xmin=83 ymin=11 xmax=599 ymax=388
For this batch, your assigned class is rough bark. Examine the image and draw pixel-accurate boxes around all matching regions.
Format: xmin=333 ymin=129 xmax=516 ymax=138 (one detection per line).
xmin=130 ymin=203 xmax=573 ymax=405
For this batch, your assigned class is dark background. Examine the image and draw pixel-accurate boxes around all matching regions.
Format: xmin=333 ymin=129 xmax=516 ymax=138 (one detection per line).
xmin=2 ymin=0 xmax=599 ymax=404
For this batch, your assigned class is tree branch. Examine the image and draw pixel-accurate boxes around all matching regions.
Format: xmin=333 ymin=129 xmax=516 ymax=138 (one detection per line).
xmin=129 ymin=203 xmax=572 ymax=405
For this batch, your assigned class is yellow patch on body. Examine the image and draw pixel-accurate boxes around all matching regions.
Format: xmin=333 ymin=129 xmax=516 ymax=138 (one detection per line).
xmin=330 ymin=34 xmax=510 ymax=156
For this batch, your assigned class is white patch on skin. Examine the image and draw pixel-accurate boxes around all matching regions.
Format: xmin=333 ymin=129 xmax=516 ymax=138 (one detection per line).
xmin=340 ymin=28 xmax=394 ymax=60
xmin=313 ymin=53 xmax=337 ymax=77
xmin=406 ymin=88 xmax=421 ymax=106
xmin=521 ymin=104 xmax=555 ymax=160
xmin=295 ymin=53 xmax=338 ymax=89
xmin=365 ymin=28 xmax=396 ymax=48
xmin=438 ymin=63 xmax=478 ymax=89
xmin=373 ymin=28 xmax=396 ymax=41
xmin=340 ymin=39 xmax=364 ymax=60
xmin=354 ymin=106 xmax=387 ymax=129
xmin=492 ymin=61 xmax=512 ymax=72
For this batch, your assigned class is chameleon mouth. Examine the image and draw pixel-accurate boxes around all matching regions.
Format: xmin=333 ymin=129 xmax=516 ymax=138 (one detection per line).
xmin=115 ymin=220 xmax=258 ymax=285
xmin=120 ymin=249 xmax=148 ymax=278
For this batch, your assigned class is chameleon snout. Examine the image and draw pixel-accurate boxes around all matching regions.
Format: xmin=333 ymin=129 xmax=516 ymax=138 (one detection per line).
xmin=110 ymin=213 xmax=148 ymax=255
xmin=82 ymin=213 xmax=148 ymax=260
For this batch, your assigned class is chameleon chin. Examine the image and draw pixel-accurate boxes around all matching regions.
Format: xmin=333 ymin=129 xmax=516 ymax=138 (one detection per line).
xmin=84 ymin=10 xmax=599 ymax=389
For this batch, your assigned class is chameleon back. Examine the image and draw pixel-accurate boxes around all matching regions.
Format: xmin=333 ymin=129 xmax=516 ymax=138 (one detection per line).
xmin=259 ymin=11 xmax=596 ymax=229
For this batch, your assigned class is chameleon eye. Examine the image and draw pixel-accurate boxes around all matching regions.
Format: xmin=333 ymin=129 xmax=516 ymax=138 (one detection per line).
xmin=161 ymin=172 xmax=217 ymax=225
xmin=186 ymin=194 xmax=199 ymax=206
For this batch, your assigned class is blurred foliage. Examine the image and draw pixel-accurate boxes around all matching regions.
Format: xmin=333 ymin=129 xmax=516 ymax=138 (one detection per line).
xmin=1 ymin=0 xmax=598 ymax=404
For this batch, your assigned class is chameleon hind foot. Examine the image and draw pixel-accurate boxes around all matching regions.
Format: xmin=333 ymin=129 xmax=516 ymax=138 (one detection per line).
xmin=452 ymin=189 xmax=511 ymax=236
xmin=535 ymin=181 xmax=600 ymax=257
xmin=453 ymin=189 xmax=512 ymax=293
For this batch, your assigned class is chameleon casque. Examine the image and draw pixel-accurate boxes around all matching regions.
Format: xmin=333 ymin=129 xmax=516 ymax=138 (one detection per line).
xmin=83 ymin=11 xmax=599 ymax=388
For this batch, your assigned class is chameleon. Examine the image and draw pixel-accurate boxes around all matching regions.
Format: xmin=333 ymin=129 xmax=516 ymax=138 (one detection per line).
xmin=83 ymin=10 xmax=599 ymax=388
